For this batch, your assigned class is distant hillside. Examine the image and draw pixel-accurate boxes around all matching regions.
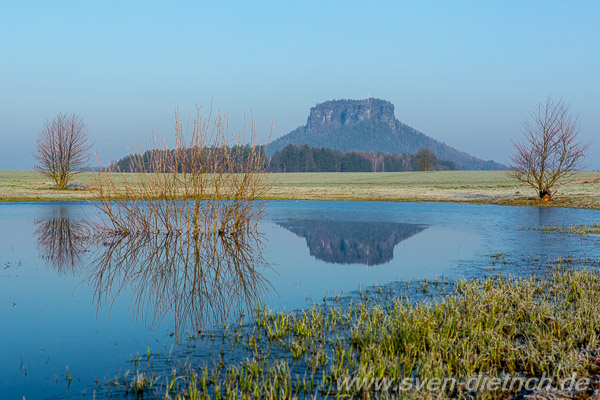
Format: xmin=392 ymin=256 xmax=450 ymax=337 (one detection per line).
xmin=268 ymin=98 xmax=506 ymax=170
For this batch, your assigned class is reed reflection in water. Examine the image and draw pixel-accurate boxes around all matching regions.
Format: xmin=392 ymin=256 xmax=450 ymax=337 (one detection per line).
xmin=34 ymin=208 xmax=90 ymax=274
xmin=88 ymin=229 xmax=272 ymax=337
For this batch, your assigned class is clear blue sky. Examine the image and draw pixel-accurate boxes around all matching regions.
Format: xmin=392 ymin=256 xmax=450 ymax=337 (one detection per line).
xmin=1 ymin=0 xmax=598 ymax=169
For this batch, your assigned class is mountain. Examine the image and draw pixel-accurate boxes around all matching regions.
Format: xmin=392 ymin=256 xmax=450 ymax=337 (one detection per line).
xmin=268 ymin=98 xmax=506 ymax=170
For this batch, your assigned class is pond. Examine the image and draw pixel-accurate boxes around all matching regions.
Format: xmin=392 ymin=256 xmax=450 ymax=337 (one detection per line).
xmin=1 ymin=200 xmax=599 ymax=399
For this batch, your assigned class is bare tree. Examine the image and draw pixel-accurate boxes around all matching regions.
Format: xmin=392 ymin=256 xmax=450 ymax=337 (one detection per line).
xmin=415 ymin=148 xmax=436 ymax=171
xmin=366 ymin=151 xmax=385 ymax=172
xmin=508 ymin=97 xmax=589 ymax=200
xmin=34 ymin=113 xmax=91 ymax=189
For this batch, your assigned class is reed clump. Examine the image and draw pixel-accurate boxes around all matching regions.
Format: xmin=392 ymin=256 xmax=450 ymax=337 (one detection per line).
xmin=539 ymin=223 xmax=600 ymax=236
xmin=519 ymin=223 xmax=600 ymax=237
xmin=88 ymin=106 xmax=273 ymax=339
xmin=93 ymin=106 xmax=269 ymax=236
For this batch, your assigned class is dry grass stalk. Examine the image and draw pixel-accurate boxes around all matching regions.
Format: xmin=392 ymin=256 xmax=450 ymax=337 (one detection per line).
xmin=93 ymin=106 xmax=270 ymax=236
xmin=89 ymin=105 xmax=272 ymax=336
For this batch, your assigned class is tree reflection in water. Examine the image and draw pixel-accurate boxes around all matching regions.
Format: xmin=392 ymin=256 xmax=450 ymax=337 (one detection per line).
xmin=88 ymin=230 xmax=271 ymax=338
xmin=34 ymin=209 xmax=90 ymax=274
xmin=32 ymin=204 xmax=271 ymax=339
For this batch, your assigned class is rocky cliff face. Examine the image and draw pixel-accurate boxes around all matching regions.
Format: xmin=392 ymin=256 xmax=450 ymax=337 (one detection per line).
xmin=307 ymin=98 xmax=397 ymax=131
xmin=268 ymin=98 xmax=506 ymax=170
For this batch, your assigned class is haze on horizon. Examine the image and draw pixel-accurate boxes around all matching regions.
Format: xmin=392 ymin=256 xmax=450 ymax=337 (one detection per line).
xmin=1 ymin=1 xmax=598 ymax=170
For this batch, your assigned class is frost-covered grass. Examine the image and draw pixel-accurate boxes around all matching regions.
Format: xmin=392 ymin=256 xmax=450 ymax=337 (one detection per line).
xmin=101 ymin=267 xmax=600 ymax=399
xmin=1 ymin=170 xmax=600 ymax=209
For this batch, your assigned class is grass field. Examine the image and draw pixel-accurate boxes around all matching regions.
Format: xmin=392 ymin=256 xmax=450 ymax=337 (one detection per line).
xmin=1 ymin=170 xmax=600 ymax=209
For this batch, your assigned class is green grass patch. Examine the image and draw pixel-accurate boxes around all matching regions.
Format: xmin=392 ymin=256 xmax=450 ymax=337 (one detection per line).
xmin=102 ymin=267 xmax=600 ymax=399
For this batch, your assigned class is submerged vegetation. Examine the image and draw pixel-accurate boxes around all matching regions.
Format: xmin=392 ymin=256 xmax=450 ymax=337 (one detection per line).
xmin=96 ymin=266 xmax=600 ymax=399
xmin=537 ymin=224 xmax=600 ymax=236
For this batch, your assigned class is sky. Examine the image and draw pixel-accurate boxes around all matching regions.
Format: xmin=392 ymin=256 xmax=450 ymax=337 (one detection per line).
xmin=1 ymin=0 xmax=598 ymax=170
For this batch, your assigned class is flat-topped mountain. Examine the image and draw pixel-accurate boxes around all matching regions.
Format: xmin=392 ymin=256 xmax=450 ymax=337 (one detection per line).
xmin=268 ymin=98 xmax=505 ymax=170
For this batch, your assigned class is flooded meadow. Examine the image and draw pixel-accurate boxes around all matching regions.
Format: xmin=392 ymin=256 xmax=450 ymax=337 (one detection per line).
xmin=2 ymin=200 xmax=600 ymax=398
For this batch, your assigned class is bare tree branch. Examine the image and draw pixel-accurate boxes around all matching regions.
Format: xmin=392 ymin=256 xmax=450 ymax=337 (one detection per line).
xmin=34 ymin=113 xmax=92 ymax=189
xmin=415 ymin=148 xmax=436 ymax=171
xmin=507 ymin=97 xmax=589 ymax=200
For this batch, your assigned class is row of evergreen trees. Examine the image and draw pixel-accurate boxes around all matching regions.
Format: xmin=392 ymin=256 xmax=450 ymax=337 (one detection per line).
xmin=114 ymin=144 xmax=459 ymax=173
xmin=267 ymin=145 xmax=459 ymax=172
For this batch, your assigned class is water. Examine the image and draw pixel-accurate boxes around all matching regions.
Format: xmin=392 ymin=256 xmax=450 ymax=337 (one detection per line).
xmin=1 ymin=200 xmax=599 ymax=399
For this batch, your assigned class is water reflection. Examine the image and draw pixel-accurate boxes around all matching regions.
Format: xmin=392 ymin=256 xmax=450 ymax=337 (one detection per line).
xmin=34 ymin=208 xmax=89 ymax=274
xmin=88 ymin=230 xmax=271 ymax=336
xmin=276 ymin=219 xmax=426 ymax=266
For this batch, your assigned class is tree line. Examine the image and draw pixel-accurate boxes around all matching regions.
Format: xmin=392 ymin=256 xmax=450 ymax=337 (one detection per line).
xmin=111 ymin=144 xmax=460 ymax=173
xmin=267 ymin=145 xmax=459 ymax=172
xmin=112 ymin=145 xmax=265 ymax=173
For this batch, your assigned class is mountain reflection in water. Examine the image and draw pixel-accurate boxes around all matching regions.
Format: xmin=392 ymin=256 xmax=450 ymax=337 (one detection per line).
xmin=276 ymin=219 xmax=427 ymax=266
